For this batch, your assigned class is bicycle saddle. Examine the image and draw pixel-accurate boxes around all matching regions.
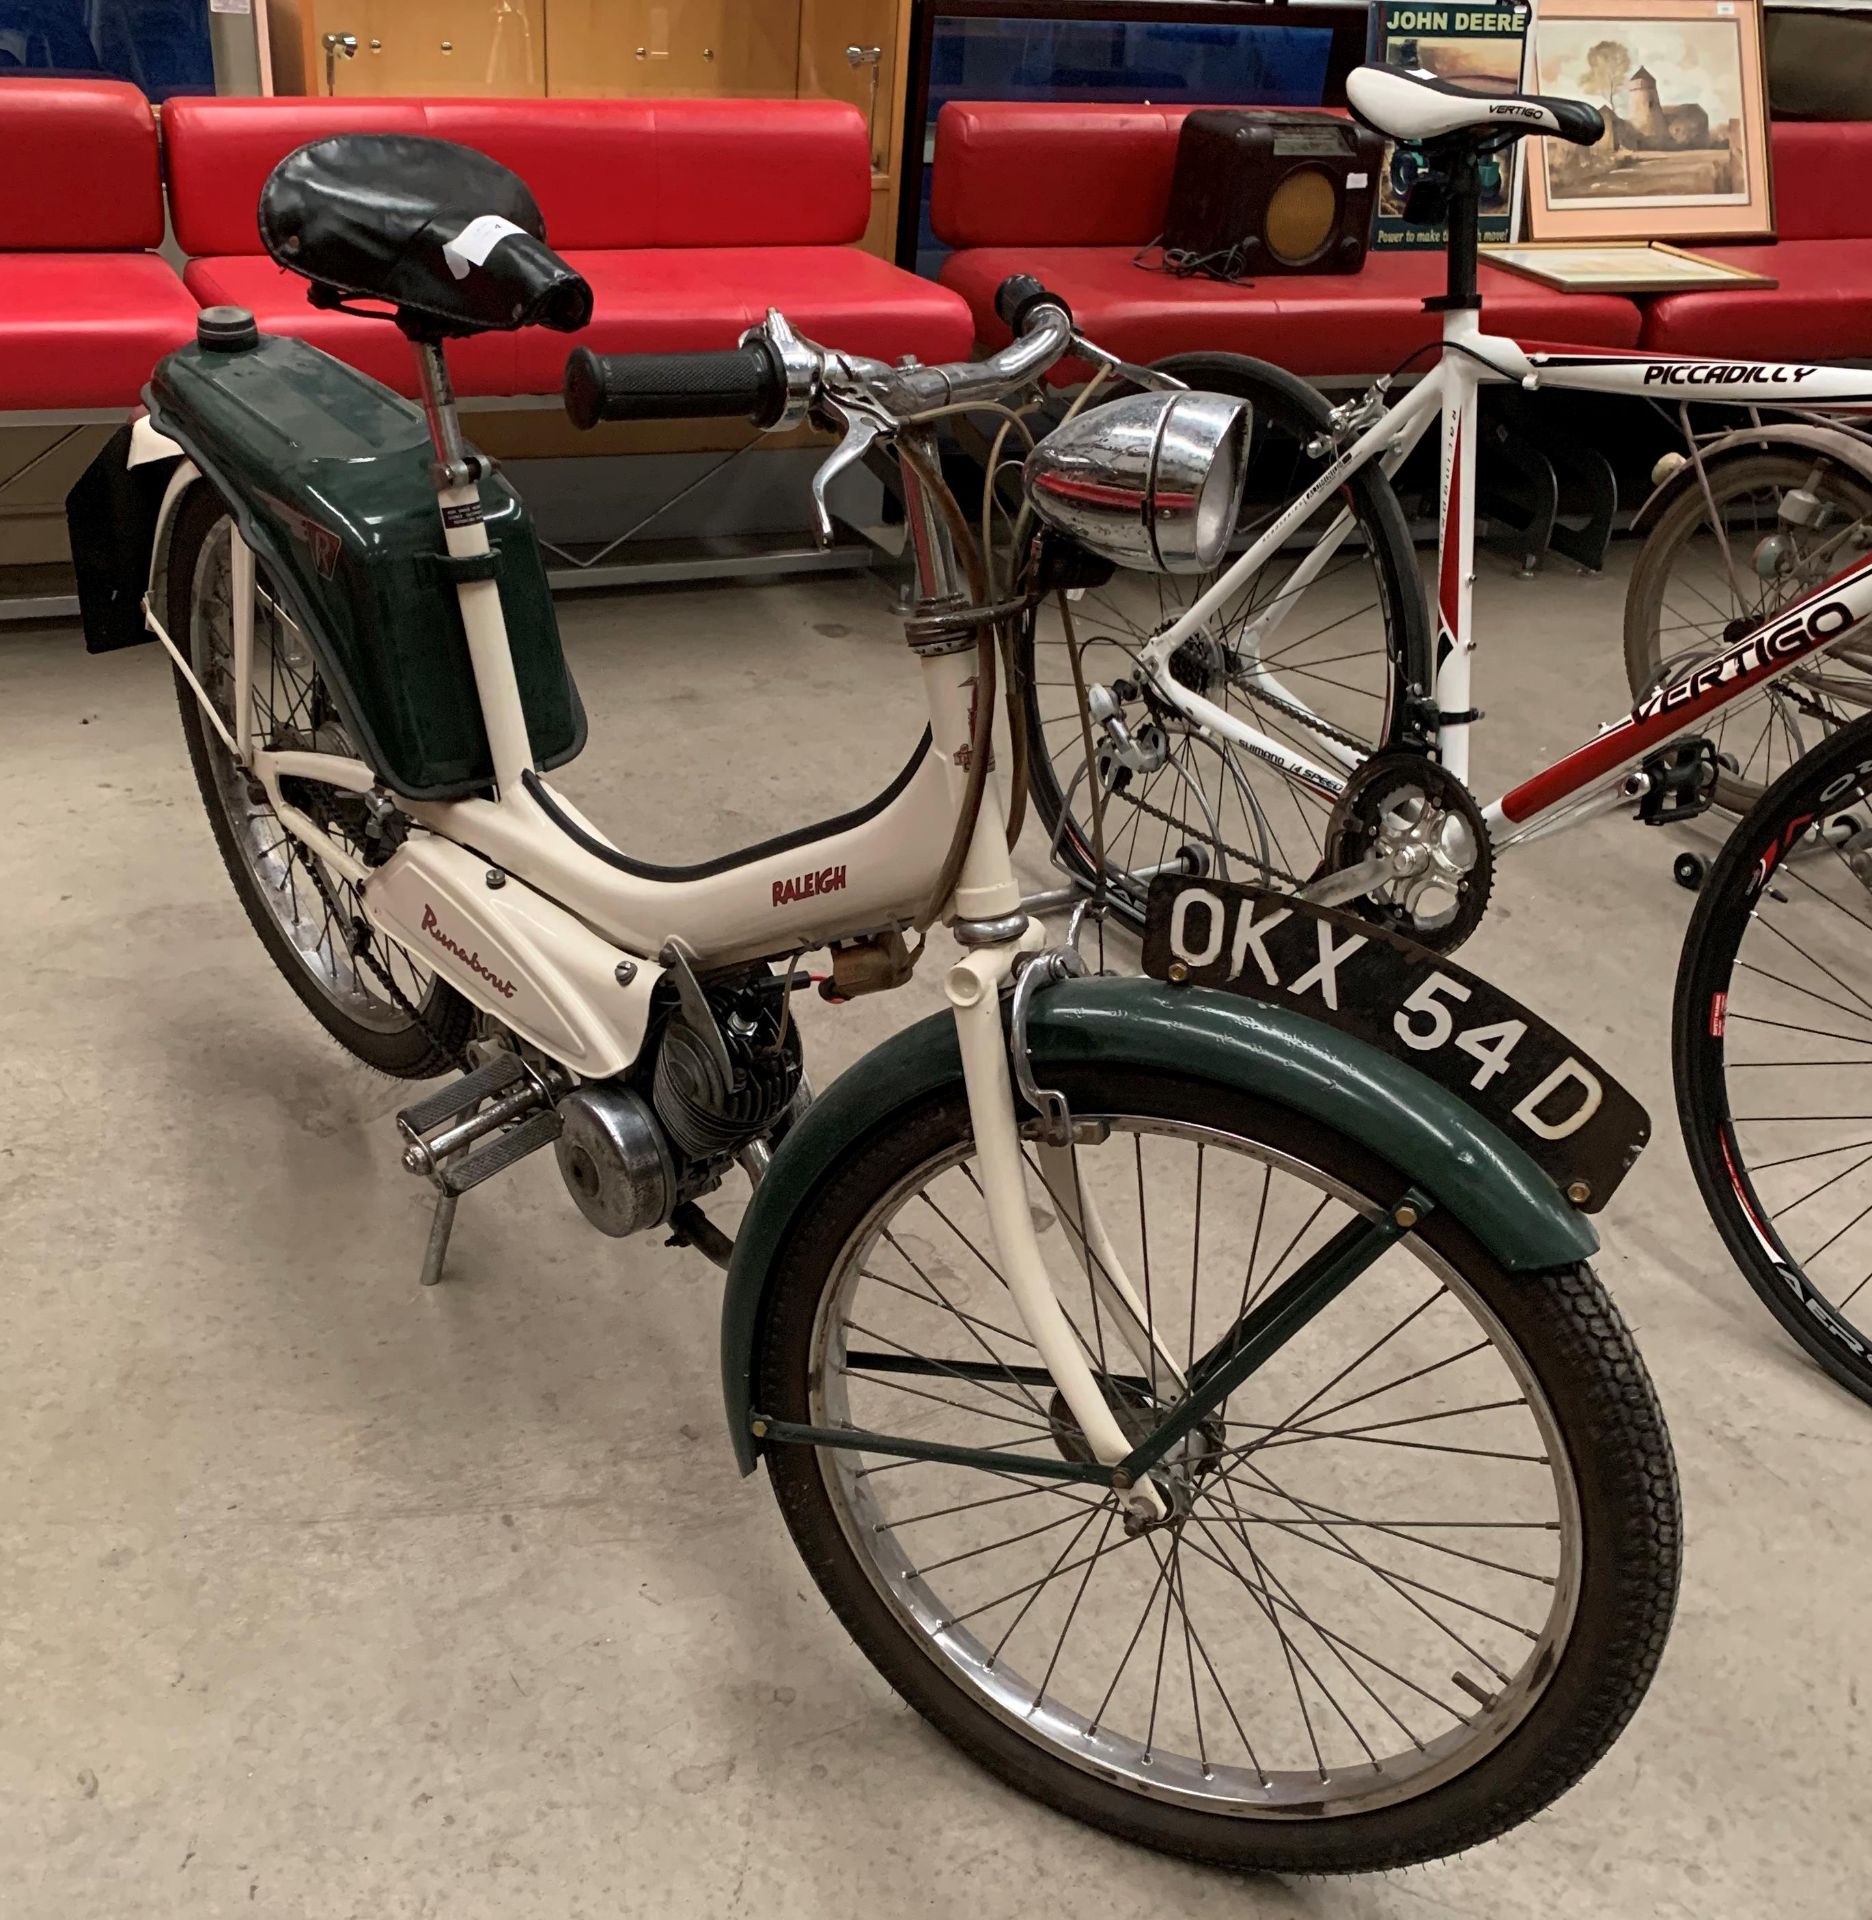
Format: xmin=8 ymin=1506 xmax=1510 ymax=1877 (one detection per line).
xmin=1347 ymin=64 xmax=1604 ymax=148
xmin=259 ymin=134 xmax=593 ymax=339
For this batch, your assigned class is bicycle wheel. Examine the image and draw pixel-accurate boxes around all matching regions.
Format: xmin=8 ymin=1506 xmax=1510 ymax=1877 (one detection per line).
xmin=1019 ymin=354 xmax=1430 ymax=923
xmin=169 ymin=484 xmax=474 ymax=1078
xmin=755 ymin=1064 xmax=1679 ymax=1873
xmin=1674 ymin=712 xmax=1872 ymax=1403
xmin=1625 ymin=450 xmax=1872 ymax=813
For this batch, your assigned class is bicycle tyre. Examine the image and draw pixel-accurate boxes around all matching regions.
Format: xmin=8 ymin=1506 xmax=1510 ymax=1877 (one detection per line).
xmin=755 ymin=1063 xmax=1679 ymax=1873
xmin=1674 ymin=710 xmax=1872 ymax=1403
xmin=1018 ymin=353 xmax=1430 ymax=923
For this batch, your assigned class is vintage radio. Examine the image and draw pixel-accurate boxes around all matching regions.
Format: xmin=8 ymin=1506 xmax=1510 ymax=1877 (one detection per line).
xmin=1159 ymin=110 xmax=1384 ymax=281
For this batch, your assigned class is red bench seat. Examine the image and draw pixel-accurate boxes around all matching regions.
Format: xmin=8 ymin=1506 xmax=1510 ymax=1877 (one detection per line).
xmin=0 ymin=79 xmax=195 ymax=411
xmin=931 ymin=101 xmax=1645 ymax=380
xmin=163 ymin=96 xmax=975 ymax=399
xmin=941 ymin=244 xmax=1642 ymax=379
xmin=1640 ymin=126 xmax=1872 ymax=359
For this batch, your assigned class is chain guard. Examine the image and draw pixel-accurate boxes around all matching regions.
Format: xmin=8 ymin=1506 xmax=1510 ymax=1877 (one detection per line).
xmin=1322 ymin=750 xmax=1493 ymax=954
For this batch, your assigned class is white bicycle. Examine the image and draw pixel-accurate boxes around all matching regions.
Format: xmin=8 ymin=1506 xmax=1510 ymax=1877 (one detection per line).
xmin=70 ymin=126 xmax=1680 ymax=1872
xmin=1018 ymin=64 xmax=1872 ymax=944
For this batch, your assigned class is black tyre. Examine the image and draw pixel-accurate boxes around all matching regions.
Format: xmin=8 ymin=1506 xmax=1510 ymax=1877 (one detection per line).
xmin=1625 ymin=451 xmax=1872 ymax=813
xmin=1674 ymin=711 xmax=1872 ymax=1402
xmin=754 ymin=1065 xmax=1679 ymax=1872
xmin=1019 ymin=354 xmax=1430 ymax=922
xmin=168 ymin=484 xmax=473 ymax=1078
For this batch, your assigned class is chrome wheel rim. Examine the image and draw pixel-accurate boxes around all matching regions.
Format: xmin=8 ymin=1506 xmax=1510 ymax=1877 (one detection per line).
xmin=188 ymin=518 xmax=434 ymax=1034
xmin=809 ymin=1117 xmax=1583 ymax=1819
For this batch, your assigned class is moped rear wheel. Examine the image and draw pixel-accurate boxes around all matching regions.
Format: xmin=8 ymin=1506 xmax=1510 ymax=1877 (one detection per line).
xmin=754 ymin=1065 xmax=1679 ymax=1873
xmin=169 ymin=485 xmax=473 ymax=1078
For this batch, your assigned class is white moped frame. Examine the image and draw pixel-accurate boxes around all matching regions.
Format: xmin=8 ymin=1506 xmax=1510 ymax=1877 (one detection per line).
xmin=1118 ymin=313 xmax=1872 ymax=861
xmin=141 ymin=332 xmax=1176 ymax=1517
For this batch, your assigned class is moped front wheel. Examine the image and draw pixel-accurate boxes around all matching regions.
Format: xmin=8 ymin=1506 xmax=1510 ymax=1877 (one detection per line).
xmin=754 ymin=1065 xmax=1678 ymax=1873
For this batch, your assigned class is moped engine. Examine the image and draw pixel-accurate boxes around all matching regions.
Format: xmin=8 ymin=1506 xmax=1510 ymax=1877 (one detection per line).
xmin=553 ymin=968 xmax=805 ymax=1238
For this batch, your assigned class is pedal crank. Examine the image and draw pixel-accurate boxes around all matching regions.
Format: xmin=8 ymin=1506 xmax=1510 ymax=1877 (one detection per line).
xmin=396 ymin=1052 xmax=565 ymax=1284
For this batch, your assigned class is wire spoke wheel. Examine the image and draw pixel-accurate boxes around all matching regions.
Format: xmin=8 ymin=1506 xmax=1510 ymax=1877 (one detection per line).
xmin=757 ymin=1069 xmax=1678 ymax=1872
xmin=1019 ymin=355 xmax=1425 ymax=924
xmin=1675 ymin=712 xmax=1872 ymax=1402
xmin=1626 ymin=452 xmax=1872 ymax=812
xmin=169 ymin=487 xmax=472 ymax=1077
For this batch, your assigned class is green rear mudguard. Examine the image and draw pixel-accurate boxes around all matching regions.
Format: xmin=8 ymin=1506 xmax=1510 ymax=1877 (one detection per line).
xmin=720 ymin=976 xmax=1598 ymax=1473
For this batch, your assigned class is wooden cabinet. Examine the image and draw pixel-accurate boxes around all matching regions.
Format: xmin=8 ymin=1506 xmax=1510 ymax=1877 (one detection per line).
xmin=544 ymin=1 xmax=799 ymax=100
xmin=270 ymin=0 xmax=545 ymax=97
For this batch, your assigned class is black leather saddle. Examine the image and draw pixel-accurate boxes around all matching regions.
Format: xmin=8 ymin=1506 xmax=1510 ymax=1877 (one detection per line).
xmin=259 ymin=134 xmax=593 ymax=340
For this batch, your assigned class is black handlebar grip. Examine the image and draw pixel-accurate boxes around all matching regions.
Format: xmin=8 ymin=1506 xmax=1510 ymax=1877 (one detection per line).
xmin=563 ymin=342 xmax=785 ymax=430
xmin=993 ymin=273 xmax=1070 ymax=335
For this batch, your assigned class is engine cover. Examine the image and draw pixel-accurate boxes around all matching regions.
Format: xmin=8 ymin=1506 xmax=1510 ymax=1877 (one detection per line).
xmin=554 ymin=1083 xmax=676 ymax=1238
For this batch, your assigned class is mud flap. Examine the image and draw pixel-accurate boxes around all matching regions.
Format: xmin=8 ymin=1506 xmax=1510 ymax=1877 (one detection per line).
xmin=65 ymin=423 xmax=171 ymax=654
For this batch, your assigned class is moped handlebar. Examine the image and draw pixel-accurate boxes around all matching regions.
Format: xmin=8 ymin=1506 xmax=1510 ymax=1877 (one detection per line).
xmin=560 ymin=275 xmax=1076 ymax=435
xmin=562 ymin=341 xmax=787 ymax=430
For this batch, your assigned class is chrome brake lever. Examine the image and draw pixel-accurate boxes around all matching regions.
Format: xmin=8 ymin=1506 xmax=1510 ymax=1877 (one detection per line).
xmin=809 ymin=411 xmax=883 ymax=548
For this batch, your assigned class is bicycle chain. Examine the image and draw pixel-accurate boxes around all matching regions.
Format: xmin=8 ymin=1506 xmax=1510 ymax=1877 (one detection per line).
xmin=1096 ymin=779 xmax=1308 ymax=894
xmin=298 ymin=843 xmax=475 ymax=1073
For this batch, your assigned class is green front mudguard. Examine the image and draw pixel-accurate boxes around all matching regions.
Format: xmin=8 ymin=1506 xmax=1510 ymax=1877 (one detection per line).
xmin=720 ymin=976 xmax=1597 ymax=1473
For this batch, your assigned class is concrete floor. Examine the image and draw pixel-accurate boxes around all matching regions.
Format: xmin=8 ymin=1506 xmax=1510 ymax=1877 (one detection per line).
xmin=4 ymin=546 xmax=1868 ymax=1919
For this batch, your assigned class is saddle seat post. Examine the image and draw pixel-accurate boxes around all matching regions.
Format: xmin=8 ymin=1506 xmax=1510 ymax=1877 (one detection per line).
xmin=409 ymin=335 xmax=536 ymax=796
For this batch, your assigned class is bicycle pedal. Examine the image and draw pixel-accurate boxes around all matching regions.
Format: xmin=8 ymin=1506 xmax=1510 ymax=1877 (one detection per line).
xmin=397 ymin=1051 xmax=527 ymax=1137
xmin=1635 ymin=737 xmax=1717 ymax=826
xmin=438 ymin=1109 xmax=564 ymax=1196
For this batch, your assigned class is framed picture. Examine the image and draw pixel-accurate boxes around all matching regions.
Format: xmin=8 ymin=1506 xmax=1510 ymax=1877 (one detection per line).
xmin=1367 ymin=1 xmax=1536 ymax=252
xmin=1526 ymin=0 xmax=1774 ymax=243
xmin=1481 ymin=239 xmax=1779 ymax=292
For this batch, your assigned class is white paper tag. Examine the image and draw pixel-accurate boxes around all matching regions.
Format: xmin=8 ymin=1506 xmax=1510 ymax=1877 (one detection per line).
xmin=208 ymin=0 xmax=252 ymax=12
xmin=442 ymin=213 xmax=527 ymax=281
xmin=1347 ymin=172 xmax=1369 ymax=189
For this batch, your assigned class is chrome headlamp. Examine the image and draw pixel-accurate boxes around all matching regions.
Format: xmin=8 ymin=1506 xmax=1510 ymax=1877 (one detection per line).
xmin=1024 ymin=390 xmax=1251 ymax=574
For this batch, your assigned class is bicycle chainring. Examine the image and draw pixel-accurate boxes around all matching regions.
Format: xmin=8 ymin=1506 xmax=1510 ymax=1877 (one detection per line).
xmin=1322 ymin=750 xmax=1493 ymax=954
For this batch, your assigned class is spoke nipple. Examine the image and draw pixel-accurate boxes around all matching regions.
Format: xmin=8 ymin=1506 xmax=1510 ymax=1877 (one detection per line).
xmin=1393 ymin=1203 xmax=1419 ymax=1229
xmin=1565 ymin=1179 xmax=1592 ymax=1206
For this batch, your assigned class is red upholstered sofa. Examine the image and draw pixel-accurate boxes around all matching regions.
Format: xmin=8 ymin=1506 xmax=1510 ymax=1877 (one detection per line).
xmin=162 ymin=96 xmax=975 ymax=399
xmin=929 ymin=101 xmax=1645 ymax=379
xmin=1639 ymin=121 xmax=1872 ymax=357
xmin=0 ymin=78 xmax=197 ymax=411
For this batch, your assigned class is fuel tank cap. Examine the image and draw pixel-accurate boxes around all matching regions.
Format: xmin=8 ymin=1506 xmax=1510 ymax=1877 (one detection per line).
xmin=196 ymin=306 xmax=259 ymax=353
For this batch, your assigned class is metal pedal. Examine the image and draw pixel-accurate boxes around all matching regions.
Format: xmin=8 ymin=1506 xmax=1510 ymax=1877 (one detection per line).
xmin=397 ymin=1052 xmax=527 ymax=1137
xmin=397 ymin=1053 xmax=563 ymax=1286
xmin=439 ymin=1109 xmax=564 ymax=1196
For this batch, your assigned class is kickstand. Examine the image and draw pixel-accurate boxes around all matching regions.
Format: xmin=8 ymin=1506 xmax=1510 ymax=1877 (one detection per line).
xmin=419 ymin=1186 xmax=459 ymax=1286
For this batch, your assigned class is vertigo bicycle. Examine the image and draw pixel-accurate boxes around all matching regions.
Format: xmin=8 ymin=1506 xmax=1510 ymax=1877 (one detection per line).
xmin=67 ymin=126 xmax=1678 ymax=1871
xmin=1017 ymin=64 xmax=1872 ymax=949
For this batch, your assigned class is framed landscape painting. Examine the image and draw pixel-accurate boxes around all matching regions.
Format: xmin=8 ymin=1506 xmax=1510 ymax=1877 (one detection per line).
xmin=1526 ymin=0 xmax=1774 ymax=242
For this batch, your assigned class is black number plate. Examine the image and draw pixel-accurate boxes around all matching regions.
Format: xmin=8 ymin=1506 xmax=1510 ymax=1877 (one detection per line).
xmin=1142 ymin=877 xmax=1649 ymax=1209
